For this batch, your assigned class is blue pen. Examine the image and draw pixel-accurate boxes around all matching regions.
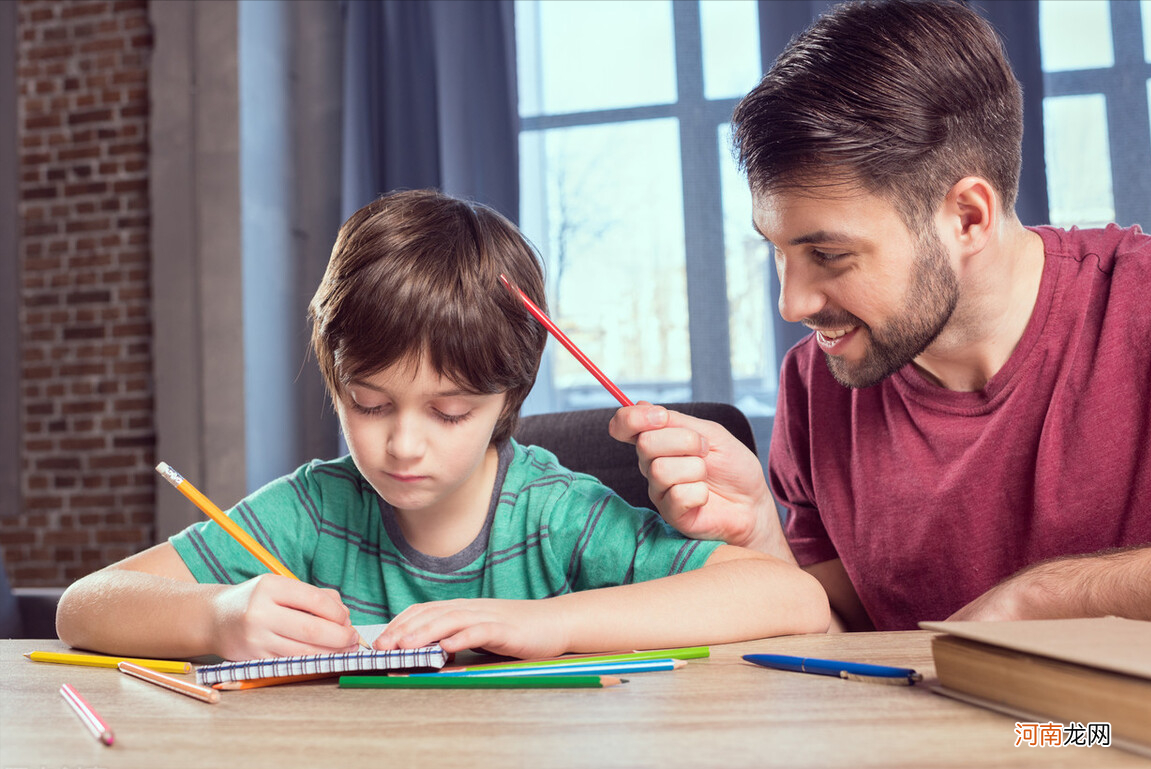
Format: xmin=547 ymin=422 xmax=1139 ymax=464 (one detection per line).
xmin=743 ymin=654 xmax=922 ymax=685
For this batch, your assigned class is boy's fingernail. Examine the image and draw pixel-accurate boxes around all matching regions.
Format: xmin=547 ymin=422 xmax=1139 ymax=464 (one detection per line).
xmin=646 ymin=407 xmax=667 ymax=426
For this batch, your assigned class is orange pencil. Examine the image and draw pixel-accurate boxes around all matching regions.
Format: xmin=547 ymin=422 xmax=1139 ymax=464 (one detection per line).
xmin=212 ymin=672 xmax=338 ymax=690
xmin=155 ymin=461 xmax=371 ymax=649
xmin=118 ymin=661 xmax=221 ymax=704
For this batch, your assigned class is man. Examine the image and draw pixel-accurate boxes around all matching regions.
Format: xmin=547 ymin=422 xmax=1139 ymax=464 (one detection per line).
xmin=609 ymin=0 xmax=1151 ymax=631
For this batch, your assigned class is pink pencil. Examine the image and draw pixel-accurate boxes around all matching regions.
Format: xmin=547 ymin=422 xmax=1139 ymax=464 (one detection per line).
xmin=499 ymin=274 xmax=633 ymax=407
xmin=60 ymin=683 xmax=114 ymax=746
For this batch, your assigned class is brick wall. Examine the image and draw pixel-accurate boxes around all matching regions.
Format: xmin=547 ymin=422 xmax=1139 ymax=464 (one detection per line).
xmin=1 ymin=0 xmax=154 ymax=586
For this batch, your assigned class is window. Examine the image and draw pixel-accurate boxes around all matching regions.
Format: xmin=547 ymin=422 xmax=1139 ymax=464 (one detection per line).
xmin=1040 ymin=0 xmax=1151 ymax=228
xmin=515 ymin=1 xmax=779 ymax=440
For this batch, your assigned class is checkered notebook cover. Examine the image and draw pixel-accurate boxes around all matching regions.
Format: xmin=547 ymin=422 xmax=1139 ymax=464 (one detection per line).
xmin=195 ymin=645 xmax=448 ymax=685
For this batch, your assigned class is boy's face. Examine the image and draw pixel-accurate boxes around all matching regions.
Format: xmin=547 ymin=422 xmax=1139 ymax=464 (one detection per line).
xmin=336 ymin=354 xmax=507 ymax=522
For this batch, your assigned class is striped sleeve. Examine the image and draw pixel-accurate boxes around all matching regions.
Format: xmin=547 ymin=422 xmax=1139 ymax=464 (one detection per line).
xmin=542 ymin=474 xmax=723 ymax=591
xmin=169 ymin=461 xmax=327 ymax=585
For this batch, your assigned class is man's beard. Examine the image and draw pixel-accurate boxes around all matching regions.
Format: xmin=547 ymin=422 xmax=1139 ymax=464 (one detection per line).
xmin=817 ymin=231 xmax=959 ymax=389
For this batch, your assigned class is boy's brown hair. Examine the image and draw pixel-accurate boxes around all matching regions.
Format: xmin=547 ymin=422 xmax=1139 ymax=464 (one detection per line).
xmin=309 ymin=189 xmax=548 ymax=443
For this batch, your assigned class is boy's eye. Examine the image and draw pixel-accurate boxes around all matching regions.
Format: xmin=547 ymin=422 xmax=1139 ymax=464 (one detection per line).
xmin=350 ymin=401 xmax=386 ymax=416
xmin=435 ymin=409 xmax=472 ymax=425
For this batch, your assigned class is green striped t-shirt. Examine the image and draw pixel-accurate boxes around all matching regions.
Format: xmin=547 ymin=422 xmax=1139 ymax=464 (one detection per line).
xmin=169 ymin=439 xmax=721 ymax=622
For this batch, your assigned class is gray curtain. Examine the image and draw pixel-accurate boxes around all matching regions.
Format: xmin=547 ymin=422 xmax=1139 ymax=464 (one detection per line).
xmin=756 ymin=0 xmax=1050 ymax=360
xmin=341 ymin=0 xmax=520 ymax=222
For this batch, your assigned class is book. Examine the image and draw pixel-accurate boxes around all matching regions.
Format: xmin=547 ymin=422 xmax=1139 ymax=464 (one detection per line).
xmin=194 ymin=645 xmax=448 ymax=686
xmin=920 ymin=618 xmax=1151 ymax=757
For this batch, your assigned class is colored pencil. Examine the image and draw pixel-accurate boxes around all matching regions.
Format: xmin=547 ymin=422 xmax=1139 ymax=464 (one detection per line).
xmin=340 ymin=674 xmax=625 ymax=689
xmin=410 ymin=658 xmax=685 ymax=678
xmin=118 ymin=661 xmax=221 ymax=704
xmin=60 ymin=683 xmax=114 ymax=746
xmin=155 ymin=461 xmax=370 ymax=649
xmin=439 ymin=645 xmax=710 ymax=673
xmin=26 ymin=650 xmax=191 ymax=674
xmin=498 ymin=273 xmax=633 ymax=407
xmin=213 ymin=672 xmax=338 ymax=690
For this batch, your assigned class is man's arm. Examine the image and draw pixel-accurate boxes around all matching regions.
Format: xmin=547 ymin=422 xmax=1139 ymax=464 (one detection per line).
xmin=804 ymin=559 xmax=874 ymax=632
xmin=948 ymin=545 xmax=1151 ymax=622
xmin=374 ymin=545 xmax=831 ymax=658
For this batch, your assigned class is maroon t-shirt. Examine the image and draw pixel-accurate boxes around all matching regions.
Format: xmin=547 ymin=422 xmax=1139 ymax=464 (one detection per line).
xmin=770 ymin=225 xmax=1151 ymax=630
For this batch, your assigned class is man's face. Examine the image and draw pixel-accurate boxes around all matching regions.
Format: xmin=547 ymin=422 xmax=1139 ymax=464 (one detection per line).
xmin=753 ymin=185 xmax=959 ymax=388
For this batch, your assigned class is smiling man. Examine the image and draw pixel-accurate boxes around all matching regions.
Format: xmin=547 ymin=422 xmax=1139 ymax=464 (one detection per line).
xmin=610 ymin=0 xmax=1151 ymax=631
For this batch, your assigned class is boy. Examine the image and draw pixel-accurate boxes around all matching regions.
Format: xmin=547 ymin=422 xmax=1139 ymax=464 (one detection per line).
xmin=57 ymin=190 xmax=829 ymax=661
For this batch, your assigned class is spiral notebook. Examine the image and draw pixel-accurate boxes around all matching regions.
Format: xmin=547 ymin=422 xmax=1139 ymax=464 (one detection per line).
xmin=194 ymin=644 xmax=448 ymax=686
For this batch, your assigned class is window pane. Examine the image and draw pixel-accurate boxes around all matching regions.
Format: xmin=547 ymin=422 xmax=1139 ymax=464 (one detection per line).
xmin=515 ymin=0 xmax=677 ymax=117
xmin=1042 ymin=94 xmax=1115 ymax=227
xmin=1039 ymin=0 xmax=1113 ymax=72
xmin=718 ymin=125 xmax=775 ymax=415
xmin=519 ymin=119 xmax=690 ymax=406
xmin=700 ymin=0 xmax=762 ymax=101
xmin=1144 ymin=0 xmax=1151 ymax=63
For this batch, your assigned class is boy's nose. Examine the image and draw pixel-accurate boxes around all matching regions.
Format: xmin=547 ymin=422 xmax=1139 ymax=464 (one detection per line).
xmin=386 ymin=415 xmax=425 ymax=459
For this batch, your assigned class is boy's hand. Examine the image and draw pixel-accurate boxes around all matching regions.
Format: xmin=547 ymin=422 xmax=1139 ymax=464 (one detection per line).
xmin=608 ymin=403 xmax=784 ymax=555
xmin=209 ymin=574 xmax=360 ymax=660
xmin=374 ymin=598 xmax=570 ymax=659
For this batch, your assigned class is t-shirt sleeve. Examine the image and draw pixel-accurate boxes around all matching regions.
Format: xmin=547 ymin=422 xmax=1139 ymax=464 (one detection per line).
xmin=168 ymin=462 xmax=325 ymax=585
xmin=543 ymin=478 xmax=723 ymax=591
xmin=769 ymin=347 xmax=840 ymax=567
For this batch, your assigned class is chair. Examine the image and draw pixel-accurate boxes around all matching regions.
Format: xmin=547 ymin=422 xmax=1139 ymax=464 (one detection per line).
xmin=0 ymin=551 xmax=61 ymax=639
xmin=512 ymin=402 xmax=757 ymax=511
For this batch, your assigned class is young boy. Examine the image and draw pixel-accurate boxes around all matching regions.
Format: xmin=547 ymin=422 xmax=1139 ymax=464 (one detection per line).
xmin=57 ymin=190 xmax=829 ymax=661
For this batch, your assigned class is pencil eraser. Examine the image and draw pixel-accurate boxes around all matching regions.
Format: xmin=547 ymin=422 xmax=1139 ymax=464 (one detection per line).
xmin=155 ymin=462 xmax=184 ymax=487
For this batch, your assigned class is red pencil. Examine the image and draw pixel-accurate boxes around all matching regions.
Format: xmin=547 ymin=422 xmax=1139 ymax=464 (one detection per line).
xmin=499 ymin=274 xmax=633 ymax=407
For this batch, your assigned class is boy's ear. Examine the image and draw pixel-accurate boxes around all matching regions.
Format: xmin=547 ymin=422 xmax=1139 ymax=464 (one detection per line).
xmin=939 ymin=176 xmax=994 ymax=260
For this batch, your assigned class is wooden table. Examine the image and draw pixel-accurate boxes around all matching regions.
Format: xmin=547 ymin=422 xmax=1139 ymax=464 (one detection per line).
xmin=2 ymin=632 xmax=1144 ymax=768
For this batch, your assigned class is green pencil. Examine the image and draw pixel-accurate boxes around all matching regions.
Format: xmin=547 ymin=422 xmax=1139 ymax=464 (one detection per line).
xmin=339 ymin=674 xmax=625 ymax=689
xmin=439 ymin=645 xmax=710 ymax=674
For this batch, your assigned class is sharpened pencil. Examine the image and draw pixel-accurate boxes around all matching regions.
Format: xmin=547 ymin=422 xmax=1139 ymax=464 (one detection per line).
xmin=499 ymin=274 xmax=633 ymax=407
xmin=439 ymin=645 xmax=710 ymax=673
xmin=60 ymin=684 xmax=114 ymax=746
xmin=26 ymin=650 xmax=191 ymax=674
xmin=340 ymin=674 xmax=625 ymax=689
xmin=118 ymin=661 xmax=221 ymax=703
xmin=408 ymin=658 xmax=684 ymax=678
xmin=155 ymin=461 xmax=370 ymax=649
xmin=212 ymin=672 xmax=338 ymax=690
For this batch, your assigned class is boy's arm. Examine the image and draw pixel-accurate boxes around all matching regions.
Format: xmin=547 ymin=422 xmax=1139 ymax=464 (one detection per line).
xmin=55 ymin=542 xmax=360 ymax=659
xmin=375 ymin=545 xmax=830 ymax=659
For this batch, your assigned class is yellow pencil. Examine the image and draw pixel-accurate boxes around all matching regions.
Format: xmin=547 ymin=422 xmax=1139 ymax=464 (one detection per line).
xmin=26 ymin=650 xmax=191 ymax=674
xmin=155 ymin=461 xmax=370 ymax=649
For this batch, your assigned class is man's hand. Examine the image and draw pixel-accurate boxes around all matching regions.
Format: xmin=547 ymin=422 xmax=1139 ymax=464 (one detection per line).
xmin=608 ymin=403 xmax=792 ymax=561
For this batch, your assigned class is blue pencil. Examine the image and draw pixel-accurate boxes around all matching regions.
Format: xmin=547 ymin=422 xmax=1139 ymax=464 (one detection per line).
xmin=407 ymin=658 xmax=686 ymax=678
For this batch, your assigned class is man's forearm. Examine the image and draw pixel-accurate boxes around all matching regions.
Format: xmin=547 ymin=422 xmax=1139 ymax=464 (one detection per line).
xmin=1021 ymin=546 xmax=1151 ymax=619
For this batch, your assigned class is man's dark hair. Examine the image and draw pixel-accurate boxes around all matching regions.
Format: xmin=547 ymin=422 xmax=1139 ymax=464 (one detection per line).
xmin=733 ymin=0 xmax=1023 ymax=228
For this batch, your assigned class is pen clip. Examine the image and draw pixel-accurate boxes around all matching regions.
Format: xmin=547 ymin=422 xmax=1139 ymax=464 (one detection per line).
xmin=839 ymin=671 xmax=922 ymax=685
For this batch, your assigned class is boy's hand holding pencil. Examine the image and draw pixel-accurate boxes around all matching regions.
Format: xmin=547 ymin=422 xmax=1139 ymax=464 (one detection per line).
xmin=156 ymin=462 xmax=371 ymax=657
xmin=209 ymin=573 xmax=364 ymax=661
